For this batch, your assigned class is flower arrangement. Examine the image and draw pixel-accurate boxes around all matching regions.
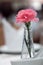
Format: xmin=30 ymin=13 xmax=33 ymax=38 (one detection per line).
xmin=16 ymin=9 xmax=39 ymax=58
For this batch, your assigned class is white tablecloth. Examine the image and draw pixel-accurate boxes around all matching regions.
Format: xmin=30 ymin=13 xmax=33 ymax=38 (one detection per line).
xmin=0 ymin=43 xmax=41 ymax=65
xmin=0 ymin=54 xmax=21 ymax=65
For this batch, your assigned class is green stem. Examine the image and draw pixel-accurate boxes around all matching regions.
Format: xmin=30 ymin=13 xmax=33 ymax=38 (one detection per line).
xmin=27 ymin=28 xmax=31 ymax=57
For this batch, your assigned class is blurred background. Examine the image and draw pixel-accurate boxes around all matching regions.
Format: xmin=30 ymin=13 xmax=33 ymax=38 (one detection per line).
xmin=0 ymin=0 xmax=43 ymax=52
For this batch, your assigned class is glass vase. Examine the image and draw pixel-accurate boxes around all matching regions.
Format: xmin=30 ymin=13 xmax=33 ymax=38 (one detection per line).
xmin=21 ymin=26 xmax=35 ymax=59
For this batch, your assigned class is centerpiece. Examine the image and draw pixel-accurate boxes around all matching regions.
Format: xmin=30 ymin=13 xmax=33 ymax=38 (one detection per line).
xmin=16 ymin=9 xmax=39 ymax=58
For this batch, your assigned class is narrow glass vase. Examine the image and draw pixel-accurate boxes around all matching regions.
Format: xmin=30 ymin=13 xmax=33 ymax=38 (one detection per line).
xmin=21 ymin=27 xmax=35 ymax=59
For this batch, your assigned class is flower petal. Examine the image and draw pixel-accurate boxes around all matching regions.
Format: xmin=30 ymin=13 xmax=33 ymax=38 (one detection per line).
xmin=32 ymin=18 xmax=39 ymax=22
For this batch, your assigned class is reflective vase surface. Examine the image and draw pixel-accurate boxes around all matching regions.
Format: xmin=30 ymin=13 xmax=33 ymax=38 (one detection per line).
xmin=21 ymin=26 xmax=35 ymax=59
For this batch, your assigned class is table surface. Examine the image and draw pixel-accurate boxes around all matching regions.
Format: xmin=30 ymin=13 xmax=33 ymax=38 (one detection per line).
xmin=0 ymin=44 xmax=42 ymax=65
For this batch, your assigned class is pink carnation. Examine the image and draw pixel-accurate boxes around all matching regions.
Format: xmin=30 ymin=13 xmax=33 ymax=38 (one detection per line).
xmin=16 ymin=9 xmax=39 ymax=23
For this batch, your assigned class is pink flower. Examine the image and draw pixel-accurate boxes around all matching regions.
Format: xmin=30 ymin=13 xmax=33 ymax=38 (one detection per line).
xmin=16 ymin=9 xmax=39 ymax=23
